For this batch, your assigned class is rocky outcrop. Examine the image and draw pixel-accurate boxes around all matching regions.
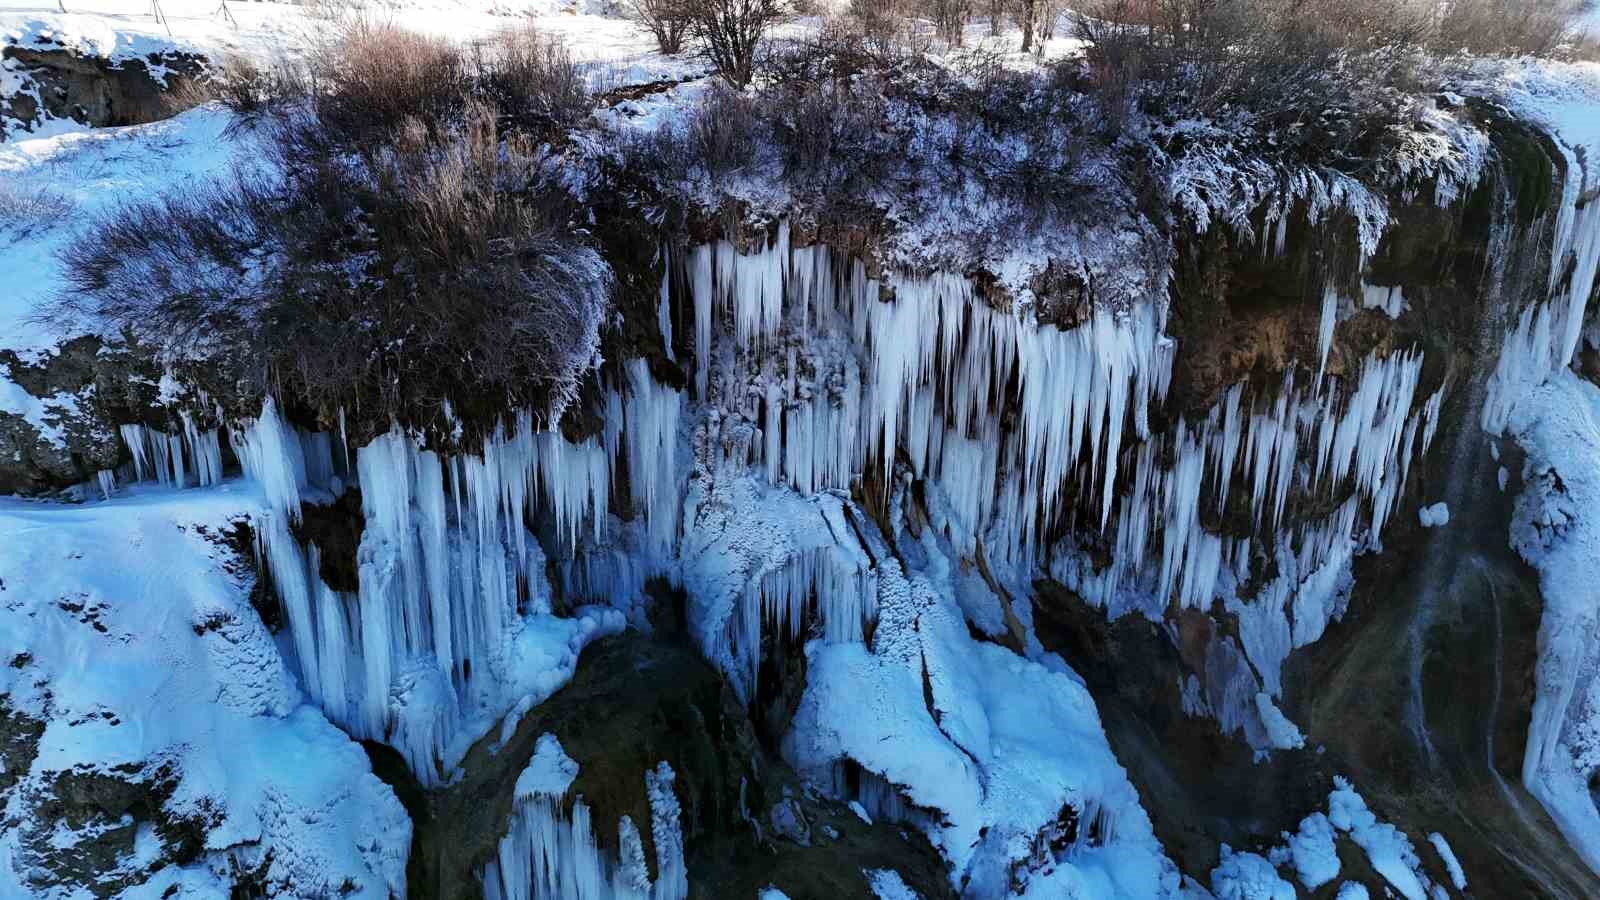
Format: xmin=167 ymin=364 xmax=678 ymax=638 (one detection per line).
xmin=400 ymin=620 xmax=954 ymax=900
xmin=1 ymin=41 xmax=205 ymax=136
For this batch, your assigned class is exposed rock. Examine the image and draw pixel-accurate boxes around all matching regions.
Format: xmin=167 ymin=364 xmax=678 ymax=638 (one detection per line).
xmin=1 ymin=43 xmax=205 ymax=136
xmin=401 ymin=620 xmax=953 ymax=900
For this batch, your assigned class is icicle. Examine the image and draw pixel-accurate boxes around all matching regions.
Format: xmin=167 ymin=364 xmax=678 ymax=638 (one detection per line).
xmin=658 ymin=244 xmax=675 ymax=362
xmin=96 ymin=469 xmax=115 ymax=500
xmin=482 ymin=736 xmax=684 ymax=900
xmin=691 ymin=245 xmax=714 ymax=403
xmin=623 ymin=359 xmax=683 ymax=559
xmin=1317 ymin=283 xmax=1338 ymax=379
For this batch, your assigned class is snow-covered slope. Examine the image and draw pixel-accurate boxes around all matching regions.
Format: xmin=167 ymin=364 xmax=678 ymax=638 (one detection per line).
xmin=0 ymin=483 xmax=410 ymax=898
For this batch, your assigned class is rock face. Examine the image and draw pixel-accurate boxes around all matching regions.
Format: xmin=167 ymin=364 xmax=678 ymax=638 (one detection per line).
xmin=1 ymin=42 xmax=205 ymax=136
xmin=400 ymin=622 xmax=954 ymax=900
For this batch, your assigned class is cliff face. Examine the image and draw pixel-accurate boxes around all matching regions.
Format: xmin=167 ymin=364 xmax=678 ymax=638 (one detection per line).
xmin=5 ymin=27 xmax=1600 ymax=900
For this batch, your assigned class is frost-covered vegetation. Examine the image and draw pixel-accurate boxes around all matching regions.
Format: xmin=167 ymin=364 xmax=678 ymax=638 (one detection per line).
xmin=49 ymin=21 xmax=611 ymax=432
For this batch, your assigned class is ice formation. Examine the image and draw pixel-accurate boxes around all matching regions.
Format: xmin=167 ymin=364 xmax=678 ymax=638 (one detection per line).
xmin=481 ymin=735 xmax=690 ymax=900
xmin=103 ymin=202 xmax=1469 ymax=887
xmin=782 ymin=491 xmax=1183 ymax=897
xmin=1472 ymin=91 xmax=1600 ymax=876
xmin=1500 ymin=372 xmax=1600 ymax=874
xmin=118 ymin=416 xmax=225 ymax=489
xmin=1418 ymin=502 xmax=1450 ymax=528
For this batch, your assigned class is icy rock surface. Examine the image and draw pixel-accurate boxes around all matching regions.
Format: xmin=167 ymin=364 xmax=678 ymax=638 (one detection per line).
xmin=481 ymin=735 xmax=690 ymax=900
xmin=1502 ymin=372 xmax=1600 ymax=874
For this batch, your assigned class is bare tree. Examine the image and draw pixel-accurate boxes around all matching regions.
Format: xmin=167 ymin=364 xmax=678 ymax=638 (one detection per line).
xmin=926 ymin=0 xmax=972 ymax=45
xmin=628 ymin=0 xmax=692 ymax=54
xmin=986 ymin=0 xmax=1004 ymax=35
xmin=1010 ymin=0 xmax=1039 ymax=51
xmin=686 ymin=0 xmax=788 ymax=87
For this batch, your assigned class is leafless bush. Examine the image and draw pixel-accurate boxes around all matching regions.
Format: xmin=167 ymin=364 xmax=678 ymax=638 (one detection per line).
xmin=628 ymin=0 xmax=693 ymax=54
xmin=926 ymin=0 xmax=973 ymax=46
xmin=471 ymin=23 xmax=591 ymax=132
xmin=1436 ymin=0 xmax=1586 ymax=56
xmin=762 ymin=15 xmax=923 ymax=82
xmin=847 ymin=0 xmax=916 ymax=55
xmin=53 ymin=103 xmax=609 ymax=427
xmin=184 ymin=56 xmax=309 ymax=130
xmin=0 ymin=185 xmax=73 ymax=237
xmin=766 ymin=80 xmax=892 ymax=191
xmin=1076 ymin=0 xmax=1437 ymax=149
xmin=313 ymin=21 xmax=471 ymax=141
xmin=698 ymin=85 xmax=765 ymax=174
xmin=685 ymin=0 xmax=789 ymax=87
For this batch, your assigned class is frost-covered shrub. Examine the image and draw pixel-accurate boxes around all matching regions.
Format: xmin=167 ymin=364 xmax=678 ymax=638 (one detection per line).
xmin=1076 ymin=0 xmax=1435 ymax=152
xmin=1436 ymin=0 xmax=1588 ymax=57
xmin=196 ymin=57 xmax=308 ymax=129
xmin=54 ymin=103 xmax=610 ymax=430
xmin=630 ymin=83 xmax=764 ymax=181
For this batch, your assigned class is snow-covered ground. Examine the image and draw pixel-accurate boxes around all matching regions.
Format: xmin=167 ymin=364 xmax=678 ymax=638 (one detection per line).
xmin=0 ymin=482 xmax=410 ymax=898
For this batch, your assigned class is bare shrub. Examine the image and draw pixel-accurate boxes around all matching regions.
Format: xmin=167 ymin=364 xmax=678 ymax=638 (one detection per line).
xmin=1076 ymin=0 xmax=1437 ymax=150
xmin=685 ymin=0 xmax=789 ymax=87
xmin=766 ymin=80 xmax=890 ymax=189
xmin=54 ymin=104 xmax=609 ymax=427
xmin=926 ymin=0 xmax=973 ymax=46
xmin=471 ymin=23 xmax=591 ymax=133
xmin=628 ymin=0 xmax=693 ymax=54
xmin=1436 ymin=0 xmax=1586 ymax=56
xmin=0 ymin=185 xmax=73 ymax=237
xmin=677 ymin=83 xmax=763 ymax=178
xmin=181 ymin=56 xmax=309 ymax=130
xmin=313 ymin=22 xmax=470 ymax=141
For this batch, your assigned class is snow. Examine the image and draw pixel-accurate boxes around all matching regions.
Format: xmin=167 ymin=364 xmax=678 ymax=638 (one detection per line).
xmin=1326 ymin=778 xmax=1429 ymax=900
xmin=0 ymin=105 xmax=251 ymax=362
xmin=758 ymin=888 xmax=791 ymax=900
xmin=864 ymin=868 xmax=921 ymax=900
xmin=0 ymin=483 xmax=409 ymax=897
xmin=783 ymin=504 xmax=1182 ymax=897
xmin=1417 ymin=502 xmax=1450 ymax=528
xmin=1334 ymin=885 xmax=1370 ymax=900
xmin=1210 ymin=845 xmax=1294 ymax=900
xmin=1426 ymin=833 xmax=1465 ymax=891
xmin=0 ymin=365 xmax=80 ymax=448
xmin=1277 ymin=812 xmax=1340 ymax=890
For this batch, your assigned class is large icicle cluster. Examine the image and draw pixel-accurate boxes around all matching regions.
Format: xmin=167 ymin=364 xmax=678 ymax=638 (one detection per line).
xmin=685 ymin=223 xmax=1174 ymax=566
xmin=1482 ymin=131 xmax=1600 ymax=435
xmin=481 ymin=734 xmax=690 ymax=900
xmin=226 ymin=400 xmax=627 ymax=783
xmin=118 ymin=415 xmax=225 ymax=490
xmin=1055 ymin=351 xmax=1441 ymax=619
xmin=677 ymin=225 xmax=1440 ymax=624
